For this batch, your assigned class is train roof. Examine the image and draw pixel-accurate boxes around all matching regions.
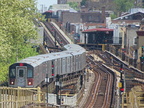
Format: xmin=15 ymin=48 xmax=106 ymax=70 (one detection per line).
xmin=15 ymin=44 xmax=86 ymax=67
xmin=17 ymin=52 xmax=72 ymax=67
xmin=64 ymin=44 xmax=85 ymax=51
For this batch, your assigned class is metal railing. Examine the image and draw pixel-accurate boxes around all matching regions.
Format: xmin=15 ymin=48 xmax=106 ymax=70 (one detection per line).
xmin=0 ymin=87 xmax=45 ymax=108
xmin=122 ymin=86 xmax=144 ymax=108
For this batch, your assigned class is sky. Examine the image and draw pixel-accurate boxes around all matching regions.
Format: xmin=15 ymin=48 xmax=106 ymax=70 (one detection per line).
xmin=36 ymin=0 xmax=57 ymax=12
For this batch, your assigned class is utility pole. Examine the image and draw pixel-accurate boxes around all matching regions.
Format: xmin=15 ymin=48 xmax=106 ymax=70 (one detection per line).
xmin=84 ymin=33 xmax=86 ymax=49
xmin=41 ymin=4 xmax=44 ymax=13
xmin=54 ymin=30 xmax=57 ymax=47
xmin=56 ymin=74 xmax=61 ymax=105
xmin=119 ymin=64 xmax=125 ymax=108
xmin=45 ymin=74 xmax=49 ymax=107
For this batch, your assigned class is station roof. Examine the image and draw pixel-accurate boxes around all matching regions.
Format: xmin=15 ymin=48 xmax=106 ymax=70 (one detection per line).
xmin=43 ymin=10 xmax=53 ymax=13
xmin=82 ymin=28 xmax=113 ymax=33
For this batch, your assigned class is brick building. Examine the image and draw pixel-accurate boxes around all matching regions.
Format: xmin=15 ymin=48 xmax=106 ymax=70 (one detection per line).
xmin=61 ymin=12 xmax=81 ymax=24
xmin=85 ymin=0 xmax=114 ymax=10
xmin=61 ymin=9 xmax=107 ymax=25
xmin=61 ymin=6 xmax=107 ymax=23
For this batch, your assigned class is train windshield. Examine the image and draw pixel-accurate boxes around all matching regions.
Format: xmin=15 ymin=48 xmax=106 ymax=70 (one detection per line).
xmin=27 ymin=69 xmax=33 ymax=78
xmin=9 ymin=69 xmax=16 ymax=78
xmin=19 ymin=69 xmax=24 ymax=77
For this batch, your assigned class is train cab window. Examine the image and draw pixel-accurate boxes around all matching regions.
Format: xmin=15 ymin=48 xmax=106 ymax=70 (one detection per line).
xmin=10 ymin=69 xmax=16 ymax=78
xmin=19 ymin=70 xmax=24 ymax=77
xmin=27 ymin=69 xmax=33 ymax=78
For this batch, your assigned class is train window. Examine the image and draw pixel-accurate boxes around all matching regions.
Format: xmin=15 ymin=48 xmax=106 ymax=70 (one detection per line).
xmin=27 ymin=69 xmax=33 ymax=78
xmin=19 ymin=70 xmax=24 ymax=77
xmin=10 ymin=69 xmax=16 ymax=78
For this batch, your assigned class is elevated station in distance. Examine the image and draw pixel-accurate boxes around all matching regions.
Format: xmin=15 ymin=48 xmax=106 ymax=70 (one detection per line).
xmin=79 ymin=28 xmax=113 ymax=50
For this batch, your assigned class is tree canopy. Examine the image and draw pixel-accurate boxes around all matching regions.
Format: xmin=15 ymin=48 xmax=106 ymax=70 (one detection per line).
xmin=114 ymin=0 xmax=134 ymax=16
xmin=81 ymin=0 xmax=87 ymax=6
xmin=67 ymin=2 xmax=79 ymax=11
xmin=0 ymin=0 xmax=39 ymax=82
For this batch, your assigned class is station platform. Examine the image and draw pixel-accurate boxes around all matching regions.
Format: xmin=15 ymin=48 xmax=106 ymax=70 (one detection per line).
xmin=105 ymin=50 xmax=144 ymax=73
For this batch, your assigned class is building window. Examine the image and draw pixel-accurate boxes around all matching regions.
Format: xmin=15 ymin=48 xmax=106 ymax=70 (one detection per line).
xmin=119 ymin=32 xmax=122 ymax=44
xmin=88 ymin=16 xmax=92 ymax=21
xmin=133 ymin=37 xmax=137 ymax=45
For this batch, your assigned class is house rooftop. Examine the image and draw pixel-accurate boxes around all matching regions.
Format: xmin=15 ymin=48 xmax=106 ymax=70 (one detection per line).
xmin=114 ymin=11 xmax=144 ymax=20
xmin=49 ymin=4 xmax=70 ymax=11
xmin=82 ymin=28 xmax=113 ymax=33
xmin=128 ymin=8 xmax=144 ymax=14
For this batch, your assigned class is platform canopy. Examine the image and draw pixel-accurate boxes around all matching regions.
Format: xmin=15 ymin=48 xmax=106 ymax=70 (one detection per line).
xmin=43 ymin=10 xmax=53 ymax=13
xmin=82 ymin=28 xmax=113 ymax=33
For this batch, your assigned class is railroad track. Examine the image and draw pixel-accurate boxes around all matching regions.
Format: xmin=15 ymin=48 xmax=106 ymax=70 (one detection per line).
xmin=82 ymin=53 xmax=115 ymax=108
xmin=44 ymin=30 xmax=55 ymax=47
xmin=50 ymin=22 xmax=72 ymax=45
xmin=97 ymin=50 xmax=144 ymax=92
xmin=43 ymin=22 xmax=70 ymax=46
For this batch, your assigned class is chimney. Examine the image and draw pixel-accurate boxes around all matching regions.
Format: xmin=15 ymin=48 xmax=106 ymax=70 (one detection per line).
xmin=101 ymin=6 xmax=106 ymax=23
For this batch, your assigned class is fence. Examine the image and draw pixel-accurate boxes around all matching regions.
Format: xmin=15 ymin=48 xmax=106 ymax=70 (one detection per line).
xmin=122 ymin=86 xmax=144 ymax=108
xmin=0 ymin=87 xmax=45 ymax=108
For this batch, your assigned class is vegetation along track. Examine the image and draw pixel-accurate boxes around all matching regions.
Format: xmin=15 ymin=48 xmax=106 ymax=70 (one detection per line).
xmin=83 ymin=53 xmax=115 ymax=108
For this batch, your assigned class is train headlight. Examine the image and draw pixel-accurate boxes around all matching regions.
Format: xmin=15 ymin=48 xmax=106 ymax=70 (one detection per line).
xmin=10 ymin=79 xmax=15 ymax=85
xmin=28 ymin=82 xmax=32 ymax=85
xmin=27 ymin=78 xmax=33 ymax=85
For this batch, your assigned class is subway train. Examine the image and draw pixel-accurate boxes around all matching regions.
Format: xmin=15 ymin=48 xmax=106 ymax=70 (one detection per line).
xmin=9 ymin=44 xmax=86 ymax=88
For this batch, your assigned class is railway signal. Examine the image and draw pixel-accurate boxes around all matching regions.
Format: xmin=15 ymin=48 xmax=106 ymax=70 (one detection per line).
xmin=120 ymin=64 xmax=124 ymax=80
xmin=120 ymin=64 xmax=123 ymax=71
xmin=140 ymin=56 xmax=144 ymax=71
xmin=119 ymin=80 xmax=124 ymax=92
xmin=140 ymin=56 xmax=144 ymax=64
xmin=45 ymin=74 xmax=49 ymax=106
xmin=52 ymin=61 xmax=55 ymax=76
xmin=55 ymin=74 xmax=61 ymax=105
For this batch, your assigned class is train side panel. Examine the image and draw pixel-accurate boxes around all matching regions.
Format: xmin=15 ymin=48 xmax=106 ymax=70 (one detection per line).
xmin=67 ymin=56 xmax=71 ymax=74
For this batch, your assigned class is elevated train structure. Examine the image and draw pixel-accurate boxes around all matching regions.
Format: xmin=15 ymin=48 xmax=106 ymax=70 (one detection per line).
xmin=83 ymin=54 xmax=116 ymax=108
xmin=42 ymin=10 xmax=114 ymax=51
xmin=41 ymin=21 xmax=73 ymax=52
xmin=2 ymin=14 xmax=144 ymax=107
xmin=41 ymin=22 xmax=59 ymax=48
xmin=99 ymin=50 xmax=144 ymax=107
xmin=85 ymin=50 xmax=144 ymax=108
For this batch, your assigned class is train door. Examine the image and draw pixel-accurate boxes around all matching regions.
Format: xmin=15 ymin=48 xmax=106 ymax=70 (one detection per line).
xmin=16 ymin=66 xmax=27 ymax=87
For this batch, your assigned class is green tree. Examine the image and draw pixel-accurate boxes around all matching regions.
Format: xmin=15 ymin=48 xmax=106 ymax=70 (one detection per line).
xmin=0 ymin=0 xmax=40 ymax=82
xmin=110 ymin=14 xmax=117 ymax=19
xmin=114 ymin=0 xmax=134 ymax=16
xmin=0 ymin=0 xmax=39 ymax=60
xmin=81 ymin=0 xmax=87 ymax=6
xmin=68 ymin=2 xmax=79 ymax=11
